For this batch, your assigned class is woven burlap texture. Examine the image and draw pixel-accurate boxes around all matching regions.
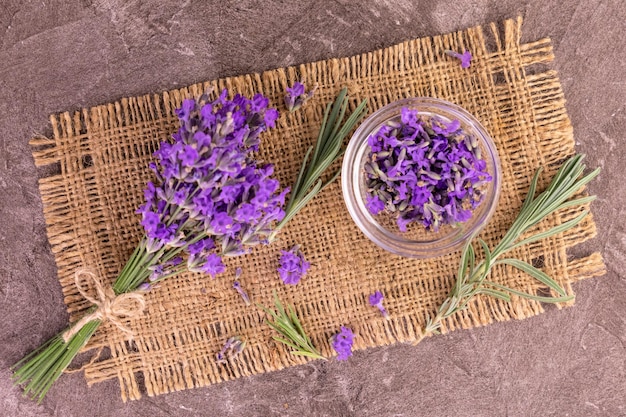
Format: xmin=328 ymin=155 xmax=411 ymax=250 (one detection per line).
xmin=30 ymin=17 xmax=605 ymax=401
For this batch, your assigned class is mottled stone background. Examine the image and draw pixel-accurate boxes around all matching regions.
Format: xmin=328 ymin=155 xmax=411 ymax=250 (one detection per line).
xmin=1 ymin=1 xmax=624 ymax=416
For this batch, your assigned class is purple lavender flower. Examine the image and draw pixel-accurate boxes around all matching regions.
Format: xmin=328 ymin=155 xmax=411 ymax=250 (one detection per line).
xmin=210 ymin=212 xmax=238 ymax=235
xmin=180 ymin=145 xmax=199 ymax=166
xmin=140 ymin=211 xmax=160 ymax=236
xmin=445 ymin=50 xmax=472 ymax=69
xmin=364 ymin=108 xmax=491 ymax=232
xmin=284 ymin=82 xmax=317 ymax=112
xmin=137 ymin=89 xmax=292 ymax=279
xmin=331 ymin=326 xmax=354 ymax=361
xmin=188 ymin=238 xmax=215 ymax=255
xmin=234 ymin=203 xmax=260 ymax=223
xmin=233 ymin=280 xmax=251 ymax=305
xmin=148 ymin=257 xmax=183 ymax=282
xmin=264 ymin=108 xmax=280 ymax=128
xmin=287 ymin=82 xmax=305 ymax=97
xmin=200 ymin=253 xmax=226 ymax=277
xmin=216 ymin=336 xmax=246 ymax=364
xmin=365 ymin=195 xmax=385 ymax=215
xmin=368 ymin=291 xmax=389 ymax=319
xmin=176 ymin=99 xmax=196 ymax=123
xmin=401 ymin=107 xmax=419 ymax=126
xmin=432 ymin=118 xmax=461 ymax=136
xmin=277 ymin=245 xmax=310 ymax=285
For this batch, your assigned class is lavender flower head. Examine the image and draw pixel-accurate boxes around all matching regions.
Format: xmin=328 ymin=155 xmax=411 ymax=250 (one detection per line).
xmin=368 ymin=291 xmax=389 ymax=319
xmin=331 ymin=326 xmax=354 ymax=361
xmin=445 ymin=49 xmax=472 ymax=69
xmin=284 ymin=82 xmax=317 ymax=112
xmin=216 ymin=336 xmax=246 ymax=364
xmin=233 ymin=280 xmax=251 ymax=305
xmin=137 ymin=89 xmax=287 ymax=282
xmin=364 ymin=108 xmax=491 ymax=232
xmin=277 ymin=245 xmax=310 ymax=285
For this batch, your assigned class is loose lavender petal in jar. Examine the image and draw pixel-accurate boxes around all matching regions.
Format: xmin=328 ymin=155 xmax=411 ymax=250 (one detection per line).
xmin=364 ymin=108 xmax=492 ymax=232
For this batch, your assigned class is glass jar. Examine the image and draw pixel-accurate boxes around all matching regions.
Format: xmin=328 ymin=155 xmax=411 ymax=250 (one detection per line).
xmin=341 ymin=97 xmax=501 ymax=258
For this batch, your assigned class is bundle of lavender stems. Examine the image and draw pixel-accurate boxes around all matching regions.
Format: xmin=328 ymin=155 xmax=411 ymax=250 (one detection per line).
xmin=12 ymin=87 xmax=367 ymax=402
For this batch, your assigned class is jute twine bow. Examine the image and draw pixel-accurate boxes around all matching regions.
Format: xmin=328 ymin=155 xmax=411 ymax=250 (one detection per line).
xmin=62 ymin=270 xmax=146 ymax=343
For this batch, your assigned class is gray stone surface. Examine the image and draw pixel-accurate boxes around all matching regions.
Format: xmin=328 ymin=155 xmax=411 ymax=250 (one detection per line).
xmin=1 ymin=0 xmax=624 ymax=416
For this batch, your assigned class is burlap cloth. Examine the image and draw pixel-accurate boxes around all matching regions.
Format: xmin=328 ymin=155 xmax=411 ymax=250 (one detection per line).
xmin=30 ymin=17 xmax=605 ymax=401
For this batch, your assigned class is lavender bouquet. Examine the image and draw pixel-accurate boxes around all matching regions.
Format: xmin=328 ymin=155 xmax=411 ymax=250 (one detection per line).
xmin=13 ymin=87 xmax=367 ymax=402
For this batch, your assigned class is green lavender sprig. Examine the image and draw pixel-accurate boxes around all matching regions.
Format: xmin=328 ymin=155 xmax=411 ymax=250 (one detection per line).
xmin=422 ymin=154 xmax=600 ymax=337
xmin=259 ymin=292 xmax=325 ymax=360
xmin=270 ymin=88 xmax=368 ymax=240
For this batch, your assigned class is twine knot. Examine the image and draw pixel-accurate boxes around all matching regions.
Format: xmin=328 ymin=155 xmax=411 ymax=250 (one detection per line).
xmin=62 ymin=270 xmax=146 ymax=343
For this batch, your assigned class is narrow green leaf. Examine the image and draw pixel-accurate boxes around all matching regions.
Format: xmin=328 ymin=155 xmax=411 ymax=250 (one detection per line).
xmin=468 ymin=244 xmax=475 ymax=277
xmin=288 ymin=305 xmax=307 ymax=340
xmin=291 ymin=351 xmax=326 ymax=360
xmin=288 ymin=145 xmax=314 ymax=210
xmin=324 ymin=88 xmax=348 ymax=139
xmin=277 ymin=180 xmax=323 ymax=230
xmin=309 ymin=103 xmax=333 ymax=171
xmin=259 ymin=293 xmax=324 ymax=360
xmin=273 ymin=337 xmax=301 ymax=351
xmin=520 ymin=167 xmax=541 ymax=213
xmin=508 ymin=211 xmax=589 ymax=252
xmin=320 ymin=99 xmax=348 ymax=159
xmin=457 ymin=239 xmax=471 ymax=283
xmin=485 ymin=281 xmax=574 ymax=303
xmin=478 ymin=239 xmax=491 ymax=280
xmin=476 ymin=288 xmax=511 ymax=302
xmin=495 ymin=258 xmax=567 ymax=296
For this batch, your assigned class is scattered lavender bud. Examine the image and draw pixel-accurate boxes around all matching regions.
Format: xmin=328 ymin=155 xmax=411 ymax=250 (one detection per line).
xmin=233 ymin=281 xmax=251 ymax=306
xmin=445 ymin=49 xmax=472 ymax=69
xmin=284 ymin=82 xmax=317 ymax=112
xmin=368 ymin=291 xmax=389 ymax=319
xmin=331 ymin=326 xmax=354 ymax=361
xmin=216 ymin=336 xmax=246 ymax=364
xmin=277 ymin=245 xmax=310 ymax=285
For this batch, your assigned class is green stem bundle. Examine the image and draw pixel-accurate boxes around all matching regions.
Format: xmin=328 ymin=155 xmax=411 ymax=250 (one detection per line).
xmin=258 ymin=292 xmax=326 ymax=360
